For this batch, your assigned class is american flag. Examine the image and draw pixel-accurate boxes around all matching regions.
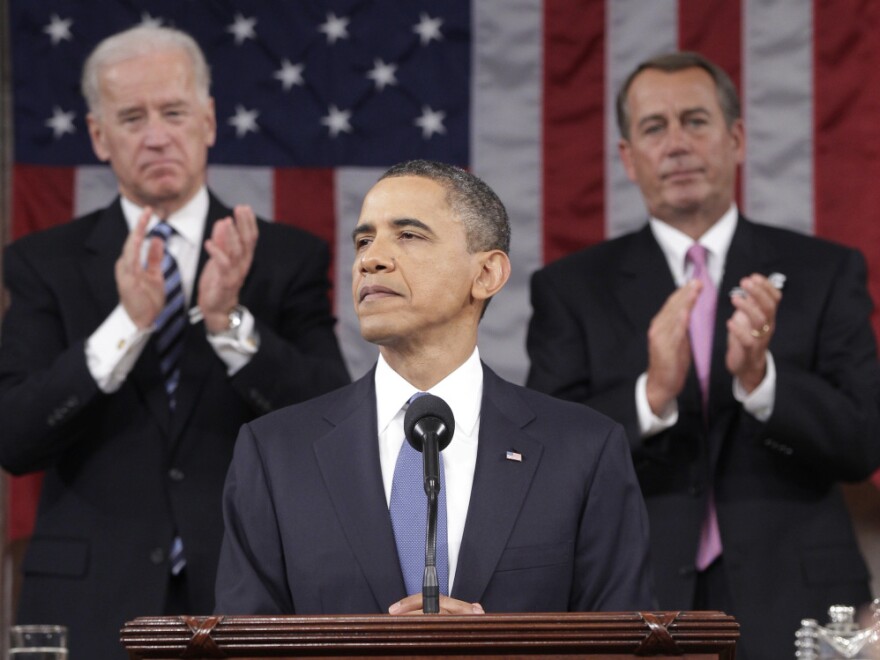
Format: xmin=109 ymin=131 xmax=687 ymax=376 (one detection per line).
xmin=6 ymin=0 xmax=880 ymax=538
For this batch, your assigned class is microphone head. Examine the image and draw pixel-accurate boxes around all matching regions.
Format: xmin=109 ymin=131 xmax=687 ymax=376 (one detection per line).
xmin=403 ymin=393 xmax=455 ymax=453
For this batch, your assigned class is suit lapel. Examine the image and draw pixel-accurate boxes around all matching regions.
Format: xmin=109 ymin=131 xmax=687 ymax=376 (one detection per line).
xmin=313 ymin=374 xmax=407 ymax=611
xmin=617 ymin=226 xmax=703 ymax=412
xmin=452 ymin=366 xmax=543 ymax=604
xmin=616 ymin=226 xmax=679 ymax=334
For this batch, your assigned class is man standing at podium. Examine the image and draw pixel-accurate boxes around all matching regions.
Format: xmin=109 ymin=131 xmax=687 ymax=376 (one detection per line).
xmin=215 ymin=160 xmax=655 ymax=615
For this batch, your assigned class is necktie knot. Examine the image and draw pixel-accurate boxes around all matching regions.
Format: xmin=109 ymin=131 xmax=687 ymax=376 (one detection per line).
xmin=686 ymin=243 xmax=709 ymax=273
xmin=148 ymin=221 xmax=174 ymax=242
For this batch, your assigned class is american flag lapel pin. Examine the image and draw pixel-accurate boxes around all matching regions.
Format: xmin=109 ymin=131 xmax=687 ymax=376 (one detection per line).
xmin=506 ymin=450 xmax=522 ymax=462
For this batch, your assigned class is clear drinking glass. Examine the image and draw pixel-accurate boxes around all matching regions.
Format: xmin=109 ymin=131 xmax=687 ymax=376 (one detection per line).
xmin=8 ymin=625 xmax=68 ymax=660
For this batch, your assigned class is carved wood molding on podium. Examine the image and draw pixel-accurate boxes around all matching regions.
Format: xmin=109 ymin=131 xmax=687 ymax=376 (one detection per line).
xmin=121 ymin=611 xmax=739 ymax=659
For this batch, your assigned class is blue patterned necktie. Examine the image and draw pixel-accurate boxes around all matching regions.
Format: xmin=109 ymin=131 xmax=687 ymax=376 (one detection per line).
xmin=148 ymin=222 xmax=186 ymax=411
xmin=389 ymin=394 xmax=449 ymax=597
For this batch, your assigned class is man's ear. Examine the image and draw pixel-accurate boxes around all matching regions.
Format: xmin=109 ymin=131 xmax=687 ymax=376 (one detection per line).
xmin=203 ymin=97 xmax=217 ymax=148
xmin=87 ymin=113 xmax=111 ymax=163
xmin=618 ymin=138 xmax=638 ymax=183
xmin=472 ymin=250 xmax=511 ymax=303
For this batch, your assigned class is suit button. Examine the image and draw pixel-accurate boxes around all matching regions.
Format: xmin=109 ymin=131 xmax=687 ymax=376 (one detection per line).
xmin=168 ymin=468 xmax=184 ymax=482
xmin=689 ymin=484 xmax=704 ymax=497
xmin=150 ymin=548 xmax=165 ymax=565
xmin=678 ymin=565 xmax=695 ymax=577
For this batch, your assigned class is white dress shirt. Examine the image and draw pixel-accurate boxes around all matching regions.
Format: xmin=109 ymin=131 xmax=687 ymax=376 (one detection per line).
xmin=635 ymin=204 xmax=776 ymax=436
xmin=375 ymin=348 xmax=482 ymax=593
xmin=85 ymin=188 xmax=257 ymax=392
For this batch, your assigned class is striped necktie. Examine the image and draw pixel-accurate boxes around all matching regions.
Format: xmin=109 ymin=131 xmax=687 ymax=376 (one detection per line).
xmin=389 ymin=393 xmax=449 ymax=597
xmin=148 ymin=222 xmax=186 ymax=411
xmin=687 ymin=244 xmax=723 ymax=571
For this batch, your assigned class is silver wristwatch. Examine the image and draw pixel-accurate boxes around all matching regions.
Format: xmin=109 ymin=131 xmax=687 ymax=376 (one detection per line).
xmin=226 ymin=305 xmax=245 ymax=333
xmin=210 ymin=304 xmax=245 ymax=337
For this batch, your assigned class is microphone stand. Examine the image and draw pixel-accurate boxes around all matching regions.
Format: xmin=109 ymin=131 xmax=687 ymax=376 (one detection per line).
xmin=421 ymin=430 xmax=441 ymax=614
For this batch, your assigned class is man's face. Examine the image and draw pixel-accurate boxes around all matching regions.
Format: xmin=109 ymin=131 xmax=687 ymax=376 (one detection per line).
xmin=352 ymin=176 xmax=484 ymax=349
xmin=618 ymin=67 xmax=744 ymax=225
xmin=87 ymin=48 xmax=216 ymax=215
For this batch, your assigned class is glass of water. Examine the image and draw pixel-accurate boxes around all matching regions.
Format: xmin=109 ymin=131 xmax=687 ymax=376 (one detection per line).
xmin=8 ymin=625 xmax=68 ymax=660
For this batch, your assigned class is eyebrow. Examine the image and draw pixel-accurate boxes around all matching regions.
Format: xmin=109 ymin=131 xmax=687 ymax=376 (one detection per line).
xmin=637 ymin=106 xmax=710 ymax=129
xmin=351 ymin=217 xmax=435 ymax=241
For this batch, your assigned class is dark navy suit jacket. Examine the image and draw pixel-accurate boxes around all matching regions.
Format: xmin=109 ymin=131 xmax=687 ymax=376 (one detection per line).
xmin=0 ymin=194 xmax=350 ymax=660
xmin=215 ymin=363 xmax=655 ymax=614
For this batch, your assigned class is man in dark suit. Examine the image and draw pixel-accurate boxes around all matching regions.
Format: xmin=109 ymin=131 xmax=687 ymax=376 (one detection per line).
xmin=0 ymin=25 xmax=349 ymax=659
xmin=526 ymin=51 xmax=880 ymax=660
xmin=214 ymin=159 xmax=654 ymax=616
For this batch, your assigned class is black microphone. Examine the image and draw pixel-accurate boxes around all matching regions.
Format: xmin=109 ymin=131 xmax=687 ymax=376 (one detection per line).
xmin=404 ymin=394 xmax=455 ymax=496
xmin=403 ymin=393 xmax=455 ymax=614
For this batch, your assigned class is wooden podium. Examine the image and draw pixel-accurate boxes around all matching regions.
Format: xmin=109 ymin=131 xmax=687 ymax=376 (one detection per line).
xmin=120 ymin=611 xmax=738 ymax=659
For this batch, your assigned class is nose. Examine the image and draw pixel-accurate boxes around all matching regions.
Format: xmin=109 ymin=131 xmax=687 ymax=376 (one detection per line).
xmin=358 ymin=240 xmax=395 ymax=274
xmin=665 ymin=122 xmax=691 ymax=156
xmin=143 ymin=115 xmax=172 ymax=148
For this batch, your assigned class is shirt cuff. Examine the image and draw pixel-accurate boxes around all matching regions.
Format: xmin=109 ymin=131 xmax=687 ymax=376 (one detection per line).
xmin=733 ymin=351 xmax=776 ymax=422
xmin=636 ymin=372 xmax=679 ymax=437
xmin=204 ymin=307 xmax=260 ymax=376
xmin=85 ymin=304 xmax=152 ymax=393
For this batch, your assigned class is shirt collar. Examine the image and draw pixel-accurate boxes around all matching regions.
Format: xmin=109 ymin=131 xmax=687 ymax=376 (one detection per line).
xmin=649 ymin=203 xmax=738 ymax=282
xmin=120 ymin=187 xmax=209 ymax=249
xmin=375 ymin=347 xmax=483 ymax=439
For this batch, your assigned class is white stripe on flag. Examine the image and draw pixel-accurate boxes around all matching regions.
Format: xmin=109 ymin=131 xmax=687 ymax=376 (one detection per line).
xmin=207 ymin=166 xmax=274 ymax=221
xmin=742 ymin=1 xmax=813 ymax=235
xmin=472 ymin=0 xmax=543 ymax=385
xmin=74 ymin=166 xmax=117 ymax=217
xmin=605 ymin=0 xmax=679 ymax=238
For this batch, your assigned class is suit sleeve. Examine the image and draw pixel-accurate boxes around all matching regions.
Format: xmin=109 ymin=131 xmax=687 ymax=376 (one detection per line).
xmin=0 ymin=243 xmax=103 ymax=474
xmin=527 ymin=267 xmax=643 ymax=443
xmin=766 ymin=248 xmax=880 ymax=481
xmin=214 ymin=423 xmax=295 ymax=614
xmin=224 ymin=230 xmax=350 ymax=415
xmin=570 ymin=421 xmax=656 ymax=611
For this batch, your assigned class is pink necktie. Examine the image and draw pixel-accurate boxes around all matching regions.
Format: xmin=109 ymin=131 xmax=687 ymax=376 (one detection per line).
xmin=687 ymin=244 xmax=723 ymax=571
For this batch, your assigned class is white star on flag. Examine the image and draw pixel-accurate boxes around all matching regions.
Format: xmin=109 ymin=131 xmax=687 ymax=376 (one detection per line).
xmin=228 ymin=105 xmax=259 ymax=137
xmin=227 ymin=14 xmax=257 ymax=45
xmin=139 ymin=12 xmax=163 ymax=28
xmin=413 ymin=13 xmax=443 ymax=45
xmin=274 ymin=59 xmax=305 ymax=91
xmin=319 ymin=13 xmax=350 ymax=45
xmin=45 ymin=107 xmax=76 ymax=138
xmin=321 ymin=105 xmax=352 ymax=137
xmin=415 ymin=106 xmax=446 ymax=139
xmin=43 ymin=14 xmax=73 ymax=45
xmin=366 ymin=59 xmax=398 ymax=91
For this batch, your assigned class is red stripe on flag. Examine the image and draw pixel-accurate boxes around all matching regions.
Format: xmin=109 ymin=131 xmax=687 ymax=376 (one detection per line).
xmin=273 ymin=168 xmax=338 ymax=307
xmin=8 ymin=166 xmax=75 ymax=540
xmin=542 ymin=0 xmax=606 ymax=265
xmin=8 ymin=475 xmax=43 ymax=541
xmin=12 ymin=165 xmax=76 ymax=240
xmin=678 ymin=0 xmax=742 ymax=89
xmin=813 ymin=0 xmax=880 ymax=341
xmin=679 ymin=0 xmax=743 ymax=205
